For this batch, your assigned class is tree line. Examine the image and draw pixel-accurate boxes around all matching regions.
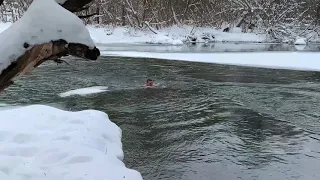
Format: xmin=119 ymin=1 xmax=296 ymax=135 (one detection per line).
xmin=1 ymin=0 xmax=320 ymax=38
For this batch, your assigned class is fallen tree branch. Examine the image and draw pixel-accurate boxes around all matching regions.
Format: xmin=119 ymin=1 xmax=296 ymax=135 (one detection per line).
xmin=0 ymin=0 xmax=100 ymax=92
xmin=0 ymin=40 xmax=100 ymax=92
xmin=144 ymin=21 xmax=158 ymax=34
xmin=61 ymin=0 xmax=94 ymax=12
xmin=78 ymin=13 xmax=98 ymax=19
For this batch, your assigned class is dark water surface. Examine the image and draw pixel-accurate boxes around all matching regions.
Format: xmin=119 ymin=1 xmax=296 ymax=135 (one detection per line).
xmin=1 ymin=56 xmax=320 ymax=180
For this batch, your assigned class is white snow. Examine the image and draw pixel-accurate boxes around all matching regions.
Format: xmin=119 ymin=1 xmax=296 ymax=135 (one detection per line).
xmin=103 ymin=51 xmax=320 ymax=72
xmin=0 ymin=23 xmax=265 ymax=45
xmin=88 ymin=25 xmax=265 ymax=44
xmin=295 ymin=37 xmax=307 ymax=45
xmin=146 ymin=33 xmax=183 ymax=45
xmin=59 ymin=86 xmax=109 ymax=97
xmin=0 ymin=0 xmax=95 ymax=74
xmin=0 ymin=105 xmax=142 ymax=180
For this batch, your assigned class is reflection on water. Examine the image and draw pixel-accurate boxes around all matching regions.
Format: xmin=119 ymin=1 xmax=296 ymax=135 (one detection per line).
xmin=97 ymin=42 xmax=318 ymax=53
xmin=1 ymin=56 xmax=320 ymax=180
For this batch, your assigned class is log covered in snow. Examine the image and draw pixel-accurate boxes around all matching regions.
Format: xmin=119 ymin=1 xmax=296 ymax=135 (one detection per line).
xmin=0 ymin=0 xmax=100 ymax=92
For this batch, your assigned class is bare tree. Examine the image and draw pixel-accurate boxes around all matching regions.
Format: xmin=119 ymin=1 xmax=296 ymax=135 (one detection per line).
xmin=1 ymin=0 xmax=319 ymax=39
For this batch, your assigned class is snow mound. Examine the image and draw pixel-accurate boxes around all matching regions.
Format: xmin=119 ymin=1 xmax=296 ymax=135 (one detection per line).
xmin=146 ymin=33 xmax=183 ymax=45
xmin=295 ymin=38 xmax=307 ymax=45
xmin=0 ymin=0 xmax=95 ymax=74
xmin=103 ymin=51 xmax=320 ymax=72
xmin=59 ymin=86 xmax=109 ymax=97
xmin=0 ymin=105 xmax=142 ymax=180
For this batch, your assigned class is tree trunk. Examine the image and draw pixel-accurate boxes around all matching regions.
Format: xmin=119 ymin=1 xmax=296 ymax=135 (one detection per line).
xmin=121 ymin=2 xmax=126 ymax=26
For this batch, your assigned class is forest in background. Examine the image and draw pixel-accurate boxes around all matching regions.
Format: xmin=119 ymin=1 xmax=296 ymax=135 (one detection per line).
xmin=1 ymin=0 xmax=320 ymax=41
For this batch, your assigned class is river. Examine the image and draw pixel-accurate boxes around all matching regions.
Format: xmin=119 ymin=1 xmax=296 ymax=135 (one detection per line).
xmin=1 ymin=47 xmax=320 ymax=179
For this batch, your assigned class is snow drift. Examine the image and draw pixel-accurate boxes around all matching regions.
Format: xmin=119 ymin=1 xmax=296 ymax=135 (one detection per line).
xmin=0 ymin=105 xmax=142 ymax=180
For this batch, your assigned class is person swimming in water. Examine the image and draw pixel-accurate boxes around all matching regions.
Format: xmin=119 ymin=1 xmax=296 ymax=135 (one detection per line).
xmin=144 ymin=79 xmax=153 ymax=87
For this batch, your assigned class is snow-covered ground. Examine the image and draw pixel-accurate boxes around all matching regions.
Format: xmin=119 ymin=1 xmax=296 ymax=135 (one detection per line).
xmin=79 ymin=25 xmax=266 ymax=44
xmin=0 ymin=22 xmax=266 ymax=45
xmin=0 ymin=105 xmax=142 ymax=180
xmin=103 ymin=51 xmax=320 ymax=72
xmin=59 ymin=86 xmax=109 ymax=97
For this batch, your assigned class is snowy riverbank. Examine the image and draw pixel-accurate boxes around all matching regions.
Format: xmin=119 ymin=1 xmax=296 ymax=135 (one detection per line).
xmin=0 ymin=22 xmax=267 ymax=45
xmin=0 ymin=105 xmax=142 ymax=180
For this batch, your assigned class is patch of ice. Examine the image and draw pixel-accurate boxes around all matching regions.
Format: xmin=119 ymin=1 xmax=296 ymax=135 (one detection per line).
xmin=103 ymin=51 xmax=320 ymax=72
xmin=0 ymin=0 xmax=95 ymax=74
xmin=59 ymin=86 xmax=108 ymax=97
xmin=0 ymin=105 xmax=142 ymax=180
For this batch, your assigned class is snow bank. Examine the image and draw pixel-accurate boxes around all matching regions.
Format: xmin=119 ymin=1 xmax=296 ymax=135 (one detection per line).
xmin=0 ymin=23 xmax=265 ymax=45
xmin=146 ymin=33 xmax=183 ymax=45
xmin=295 ymin=38 xmax=307 ymax=45
xmin=88 ymin=25 xmax=183 ymax=45
xmin=88 ymin=25 xmax=265 ymax=44
xmin=0 ymin=0 xmax=95 ymax=74
xmin=0 ymin=105 xmax=142 ymax=180
xmin=59 ymin=86 xmax=108 ymax=97
xmin=103 ymin=51 xmax=320 ymax=72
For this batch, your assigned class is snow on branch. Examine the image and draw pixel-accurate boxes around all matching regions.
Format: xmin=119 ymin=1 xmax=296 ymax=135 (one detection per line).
xmin=0 ymin=0 xmax=100 ymax=92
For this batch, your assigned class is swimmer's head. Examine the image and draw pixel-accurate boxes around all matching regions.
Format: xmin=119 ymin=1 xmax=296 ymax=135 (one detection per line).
xmin=146 ymin=79 xmax=153 ymax=86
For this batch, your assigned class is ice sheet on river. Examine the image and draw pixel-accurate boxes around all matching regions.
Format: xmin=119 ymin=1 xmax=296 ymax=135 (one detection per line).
xmin=59 ymin=86 xmax=109 ymax=97
xmin=103 ymin=51 xmax=320 ymax=72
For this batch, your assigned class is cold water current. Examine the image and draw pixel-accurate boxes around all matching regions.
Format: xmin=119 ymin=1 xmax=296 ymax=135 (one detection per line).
xmin=1 ymin=47 xmax=320 ymax=179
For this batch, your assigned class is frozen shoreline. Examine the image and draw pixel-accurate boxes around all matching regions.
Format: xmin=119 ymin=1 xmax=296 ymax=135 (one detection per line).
xmin=103 ymin=51 xmax=320 ymax=72
xmin=0 ymin=22 xmax=267 ymax=45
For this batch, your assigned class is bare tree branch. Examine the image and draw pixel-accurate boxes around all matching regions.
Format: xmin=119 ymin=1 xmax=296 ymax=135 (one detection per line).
xmin=78 ymin=12 xmax=97 ymax=19
xmin=61 ymin=0 xmax=94 ymax=12
xmin=0 ymin=40 xmax=100 ymax=92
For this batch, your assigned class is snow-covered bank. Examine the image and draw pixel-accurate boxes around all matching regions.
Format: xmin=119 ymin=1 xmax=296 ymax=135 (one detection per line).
xmin=82 ymin=25 xmax=266 ymax=45
xmin=0 ymin=105 xmax=142 ymax=180
xmin=103 ymin=51 xmax=320 ymax=72
xmin=0 ymin=22 xmax=266 ymax=45
xmin=59 ymin=86 xmax=109 ymax=97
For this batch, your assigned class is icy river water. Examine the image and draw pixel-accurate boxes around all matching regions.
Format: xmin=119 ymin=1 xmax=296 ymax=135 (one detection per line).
xmin=1 ymin=44 xmax=320 ymax=180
